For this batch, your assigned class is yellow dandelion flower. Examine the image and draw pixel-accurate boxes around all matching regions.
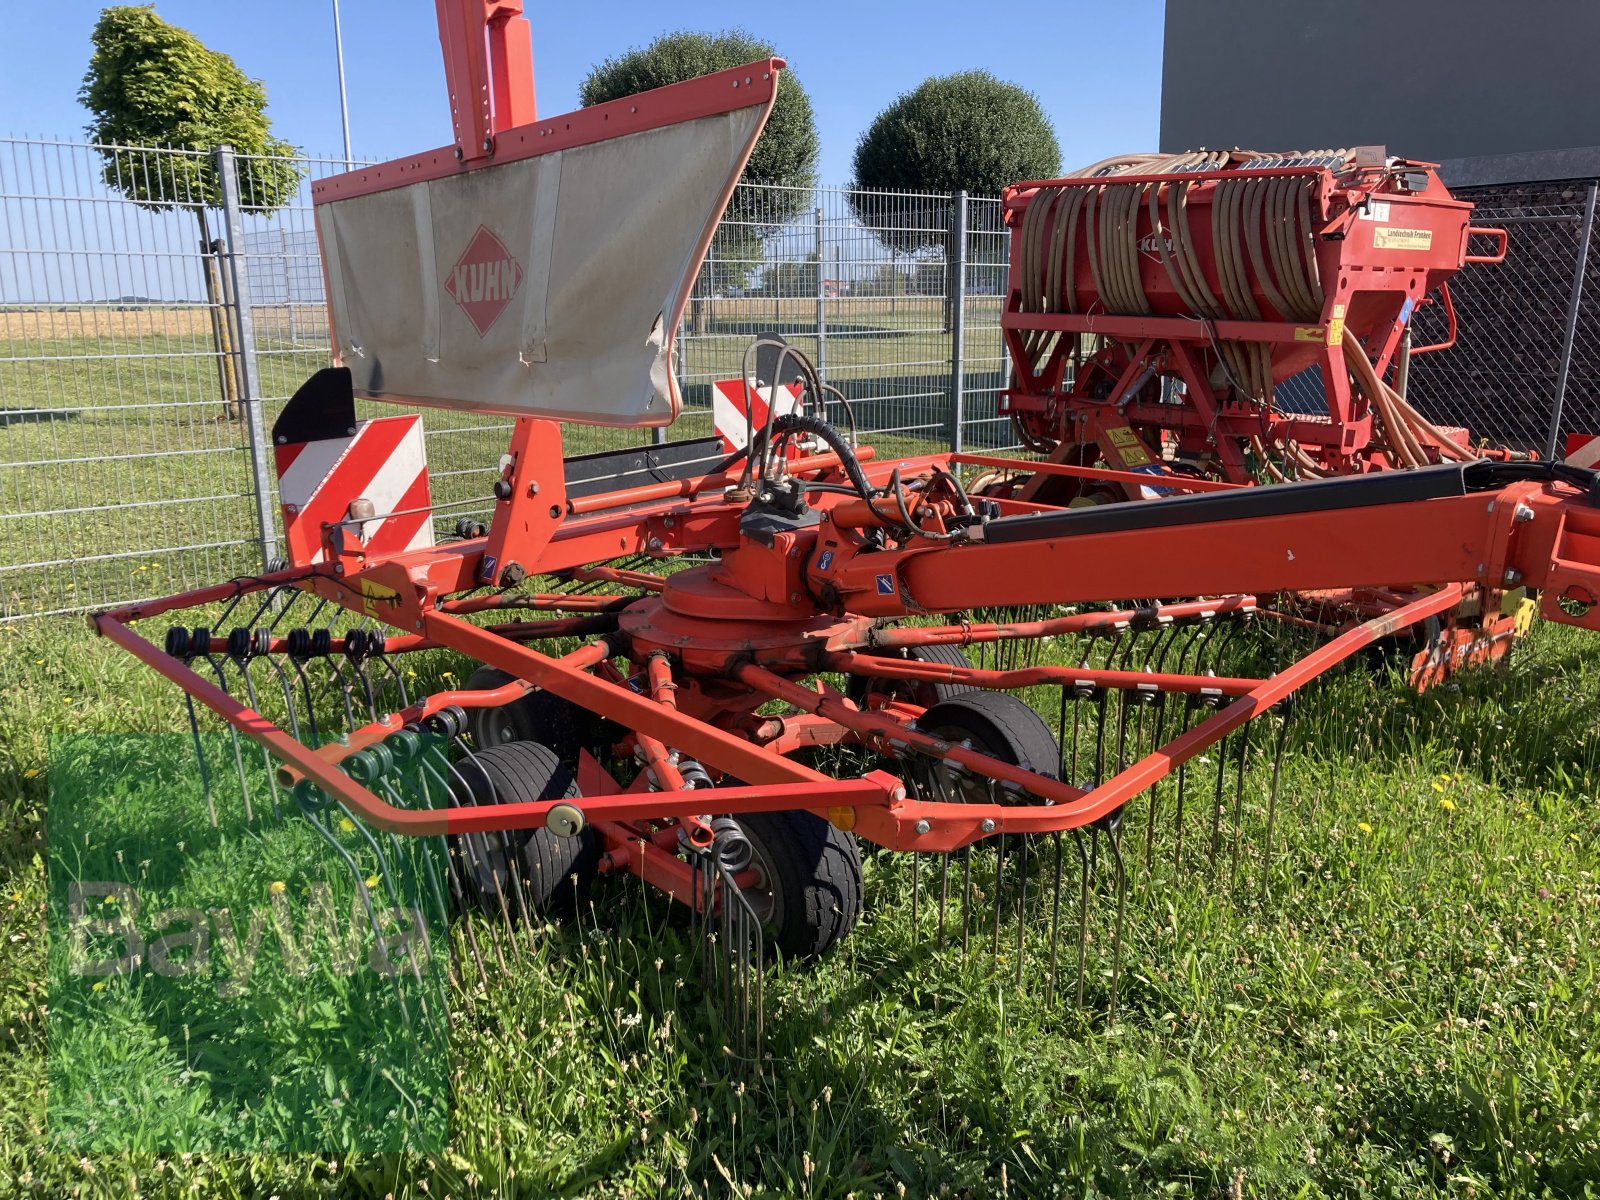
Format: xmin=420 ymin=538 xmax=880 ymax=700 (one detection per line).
xmin=364 ymin=874 xmax=380 ymax=889
xmin=102 ymin=894 xmax=117 ymax=906
xmin=338 ymin=817 xmax=355 ymax=834
xmin=1358 ymin=822 xmax=1373 ymax=834
xmin=22 ymin=768 xmax=38 ymax=779
xmin=269 ymin=880 xmax=287 ymax=895
xmin=91 ymin=981 xmax=106 ymax=992
xmin=1431 ymin=782 xmax=1446 ymax=793
xmin=1439 ymin=798 xmax=1456 ymax=811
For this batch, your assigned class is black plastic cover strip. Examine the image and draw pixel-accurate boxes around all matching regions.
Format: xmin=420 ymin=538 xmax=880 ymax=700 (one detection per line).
xmin=984 ymin=463 xmax=1478 ymax=546
xmin=563 ymin=436 xmax=727 ymax=500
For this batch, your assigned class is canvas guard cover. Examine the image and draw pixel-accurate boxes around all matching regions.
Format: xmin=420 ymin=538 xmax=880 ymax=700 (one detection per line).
xmin=315 ymin=103 xmax=769 ymax=426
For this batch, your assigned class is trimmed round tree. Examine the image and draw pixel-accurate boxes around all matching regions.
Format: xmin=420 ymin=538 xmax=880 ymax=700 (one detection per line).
xmin=850 ymin=70 xmax=1060 ymax=277
xmin=580 ymin=30 xmax=818 ymax=303
xmin=81 ymin=6 xmax=301 ymax=217
xmin=81 ymin=5 xmax=303 ymax=416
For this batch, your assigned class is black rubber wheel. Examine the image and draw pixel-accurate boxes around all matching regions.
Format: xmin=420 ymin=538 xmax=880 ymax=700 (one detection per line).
xmin=847 ymin=641 xmax=976 ymax=710
xmin=916 ymin=691 xmax=1061 ymax=803
xmin=729 ymin=809 xmax=862 ymax=959
xmin=463 ymin=665 xmax=597 ymax=764
xmin=449 ymin=740 xmax=598 ymax=917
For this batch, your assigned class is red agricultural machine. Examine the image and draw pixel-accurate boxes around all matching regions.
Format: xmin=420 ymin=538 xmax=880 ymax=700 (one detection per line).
xmin=94 ymin=1 xmax=1600 ymax=1048
xmin=996 ymin=149 xmax=1512 ymax=494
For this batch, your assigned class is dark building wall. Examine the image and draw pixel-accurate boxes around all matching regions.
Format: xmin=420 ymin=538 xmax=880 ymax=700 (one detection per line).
xmin=1160 ymin=0 xmax=1600 ymax=179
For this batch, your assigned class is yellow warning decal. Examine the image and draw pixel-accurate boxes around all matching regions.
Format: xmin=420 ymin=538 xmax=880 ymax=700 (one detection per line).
xmin=1327 ymin=317 xmax=1345 ymax=345
xmin=1103 ymin=425 xmax=1153 ymax=467
xmin=1374 ymin=227 xmax=1433 ymax=251
xmin=1294 ymin=326 xmax=1324 ymax=342
xmin=358 ymin=578 xmax=400 ymax=618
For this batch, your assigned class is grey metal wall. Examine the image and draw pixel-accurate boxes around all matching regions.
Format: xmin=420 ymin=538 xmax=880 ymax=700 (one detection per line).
xmin=1160 ymin=0 xmax=1600 ymax=167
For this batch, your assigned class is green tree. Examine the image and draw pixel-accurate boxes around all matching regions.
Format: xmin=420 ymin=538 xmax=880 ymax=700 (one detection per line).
xmin=849 ymin=70 xmax=1059 ymax=253
xmin=580 ymin=29 xmax=819 ymax=312
xmin=850 ymin=70 xmax=1057 ymax=328
xmin=81 ymin=5 xmax=303 ymax=416
xmin=81 ymin=7 xmax=302 ymax=215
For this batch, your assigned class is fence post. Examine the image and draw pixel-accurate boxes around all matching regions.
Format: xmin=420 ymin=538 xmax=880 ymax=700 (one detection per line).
xmin=215 ymin=144 xmax=281 ymax=569
xmin=950 ymin=191 xmax=969 ymax=453
xmin=814 ymin=205 xmax=827 ymax=386
xmin=1547 ymin=181 xmax=1598 ymax=459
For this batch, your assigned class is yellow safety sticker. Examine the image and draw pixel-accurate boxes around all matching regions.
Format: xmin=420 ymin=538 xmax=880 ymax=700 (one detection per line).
xmin=1294 ymin=326 xmax=1324 ymax=342
xmin=1103 ymin=425 xmax=1153 ymax=466
xmin=358 ymin=578 xmax=400 ymax=618
xmin=1374 ymin=227 xmax=1433 ymax=251
xmin=1327 ymin=317 xmax=1345 ymax=345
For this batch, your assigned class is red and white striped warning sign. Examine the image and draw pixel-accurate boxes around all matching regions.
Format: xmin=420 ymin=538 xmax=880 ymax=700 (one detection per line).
xmin=712 ymin=378 xmax=804 ymax=454
xmin=275 ymin=415 xmax=433 ymax=566
xmin=1565 ymin=433 xmax=1600 ymax=470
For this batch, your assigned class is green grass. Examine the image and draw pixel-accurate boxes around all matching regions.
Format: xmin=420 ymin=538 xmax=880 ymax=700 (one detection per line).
xmin=2 ymin=600 xmax=1599 ymax=1197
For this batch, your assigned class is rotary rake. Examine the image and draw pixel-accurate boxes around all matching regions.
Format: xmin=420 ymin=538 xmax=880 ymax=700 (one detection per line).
xmin=94 ymin=2 xmax=1600 ymax=1059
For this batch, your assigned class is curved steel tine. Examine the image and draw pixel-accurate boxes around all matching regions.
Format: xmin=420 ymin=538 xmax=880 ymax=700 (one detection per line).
xmin=1174 ymin=697 xmax=1199 ymax=868
xmin=1047 ymin=831 xmax=1064 ymax=1001
xmin=372 ymin=777 xmax=450 ymax=981
xmin=1209 ymin=726 xmax=1230 ymax=871
xmin=987 ymin=775 xmax=1006 ymax=963
xmin=196 ymin=653 xmax=253 ymax=824
xmin=1106 ymin=828 xmax=1128 ymax=1026
xmin=261 ymin=654 xmax=305 ymax=743
xmin=1072 ymin=828 xmax=1091 ymax=1008
xmin=1093 ymin=689 xmax=1111 ymax=785
xmin=1143 ymin=693 xmax=1169 ymax=873
xmin=1229 ymin=717 xmax=1252 ymax=895
xmin=290 ymin=794 xmax=419 ymax=1033
xmin=181 ymin=692 xmax=217 ymax=827
xmin=439 ymin=753 xmax=520 ymax=958
xmin=284 ymin=657 xmax=323 ymax=748
xmin=318 ymin=650 xmax=361 ymax=735
xmin=235 ymin=664 xmax=284 ymax=819
xmin=1014 ymin=826 xmax=1029 ymax=989
xmin=1262 ymin=706 xmax=1291 ymax=904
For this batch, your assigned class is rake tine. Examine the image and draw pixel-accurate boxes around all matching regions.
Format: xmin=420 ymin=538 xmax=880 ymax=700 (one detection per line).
xmin=910 ymin=847 xmax=921 ymax=936
xmin=235 ymin=667 xmax=284 ymax=819
xmin=180 ymin=693 xmax=219 ymax=827
xmin=1261 ymin=706 xmax=1291 ymax=903
xmin=990 ymin=782 xmax=1007 ymax=964
xmin=196 ymin=654 xmax=255 ymax=823
xmin=1229 ymin=718 xmax=1252 ymax=895
xmin=260 ymin=654 xmax=306 ymax=743
xmin=1173 ymin=697 xmax=1199 ymax=868
xmin=937 ymin=849 xmax=950 ymax=953
xmin=1209 ymin=721 xmax=1231 ymax=871
xmin=961 ymin=842 xmax=974 ymax=956
xmin=1047 ymin=831 xmax=1064 ymax=1001
xmin=1014 ymin=830 xmax=1029 ymax=989
xmin=1106 ymin=826 xmax=1128 ymax=1026
xmin=1072 ymin=828 xmax=1091 ymax=1008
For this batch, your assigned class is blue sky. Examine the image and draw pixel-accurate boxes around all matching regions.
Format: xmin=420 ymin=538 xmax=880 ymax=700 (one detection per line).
xmin=1 ymin=1 xmax=1164 ymax=181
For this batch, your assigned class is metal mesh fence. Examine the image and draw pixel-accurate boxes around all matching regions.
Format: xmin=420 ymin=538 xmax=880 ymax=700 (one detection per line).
xmin=7 ymin=135 xmax=1600 ymax=619
xmin=1407 ymin=181 xmax=1600 ymax=454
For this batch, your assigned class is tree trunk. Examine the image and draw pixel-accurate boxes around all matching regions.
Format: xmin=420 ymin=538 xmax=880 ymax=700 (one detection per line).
xmin=198 ymin=209 xmax=241 ymax=420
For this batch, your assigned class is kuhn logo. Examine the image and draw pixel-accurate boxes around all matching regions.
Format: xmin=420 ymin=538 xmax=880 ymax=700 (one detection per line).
xmin=1137 ymin=234 xmax=1175 ymax=254
xmin=445 ymin=225 xmax=524 ymax=337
